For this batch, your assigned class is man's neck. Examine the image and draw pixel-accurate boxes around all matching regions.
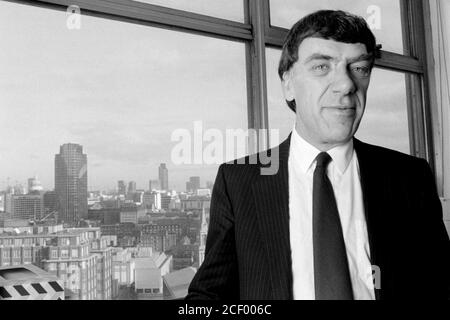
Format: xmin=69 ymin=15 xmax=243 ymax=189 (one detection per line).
xmin=294 ymin=124 xmax=352 ymax=152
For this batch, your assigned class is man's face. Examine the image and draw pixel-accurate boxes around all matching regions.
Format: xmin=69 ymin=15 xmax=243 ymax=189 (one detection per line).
xmin=282 ymin=37 xmax=372 ymax=150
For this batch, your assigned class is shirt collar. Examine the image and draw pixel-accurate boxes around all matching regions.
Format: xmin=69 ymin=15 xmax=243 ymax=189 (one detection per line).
xmin=289 ymin=126 xmax=354 ymax=175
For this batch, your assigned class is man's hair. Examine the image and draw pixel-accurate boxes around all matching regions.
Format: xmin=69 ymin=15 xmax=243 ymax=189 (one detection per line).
xmin=278 ymin=10 xmax=377 ymax=112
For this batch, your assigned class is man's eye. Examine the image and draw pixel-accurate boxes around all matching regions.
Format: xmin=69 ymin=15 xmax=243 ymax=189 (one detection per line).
xmin=352 ymin=66 xmax=370 ymax=76
xmin=312 ymin=64 xmax=329 ymax=73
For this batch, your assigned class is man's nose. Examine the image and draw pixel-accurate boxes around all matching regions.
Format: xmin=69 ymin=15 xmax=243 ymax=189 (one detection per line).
xmin=331 ymin=69 xmax=356 ymax=95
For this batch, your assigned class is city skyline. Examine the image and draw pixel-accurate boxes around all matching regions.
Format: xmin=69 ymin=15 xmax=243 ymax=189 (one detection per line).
xmin=0 ymin=140 xmax=216 ymax=192
xmin=1 ymin=145 xmax=212 ymax=194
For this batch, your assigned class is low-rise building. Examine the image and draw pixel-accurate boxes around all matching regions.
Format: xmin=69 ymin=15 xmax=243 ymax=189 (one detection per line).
xmin=162 ymin=267 xmax=197 ymax=300
xmin=134 ymin=252 xmax=172 ymax=300
xmin=0 ymin=264 xmax=64 ymax=300
xmin=112 ymin=247 xmax=135 ymax=286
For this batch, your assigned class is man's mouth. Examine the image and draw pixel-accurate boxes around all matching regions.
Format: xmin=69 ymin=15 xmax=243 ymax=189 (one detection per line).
xmin=324 ymin=106 xmax=357 ymax=116
xmin=325 ymin=105 xmax=356 ymax=110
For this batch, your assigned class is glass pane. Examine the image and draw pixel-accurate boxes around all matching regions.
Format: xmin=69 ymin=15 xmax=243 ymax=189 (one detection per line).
xmin=356 ymin=68 xmax=410 ymax=154
xmin=0 ymin=1 xmax=247 ymax=194
xmin=267 ymin=49 xmax=410 ymax=154
xmin=269 ymin=0 xmax=404 ymax=54
xmin=1 ymin=1 xmax=249 ymax=299
xmin=267 ymin=48 xmax=296 ymax=148
xmin=133 ymin=0 xmax=245 ymax=23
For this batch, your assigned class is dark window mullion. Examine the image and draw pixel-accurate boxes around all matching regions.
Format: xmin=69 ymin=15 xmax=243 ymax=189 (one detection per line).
xmin=401 ymin=0 xmax=435 ymax=170
xmin=247 ymin=0 xmax=270 ymax=152
xmin=264 ymin=27 xmax=424 ymax=74
xmin=4 ymin=0 xmax=253 ymax=41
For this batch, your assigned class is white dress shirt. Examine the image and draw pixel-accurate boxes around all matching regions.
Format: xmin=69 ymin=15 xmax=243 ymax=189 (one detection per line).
xmin=288 ymin=128 xmax=375 ymax=300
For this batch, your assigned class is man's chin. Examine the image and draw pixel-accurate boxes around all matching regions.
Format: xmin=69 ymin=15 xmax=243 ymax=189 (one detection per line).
xmin=324 ymin=132 xmax=354 ymax=146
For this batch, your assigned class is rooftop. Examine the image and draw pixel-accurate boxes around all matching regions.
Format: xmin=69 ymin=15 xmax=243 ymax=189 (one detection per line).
xmin=163 ymin=267 xmax=197 ymax=299
xmin=0 ymin=264 xmax=59 ymax=287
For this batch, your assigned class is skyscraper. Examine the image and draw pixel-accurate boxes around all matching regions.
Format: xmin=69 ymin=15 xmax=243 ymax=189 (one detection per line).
xmin=55 ymin=143 xmax=88 ymax=223
xmin=128 ymin=181 xmax=137 ymax=194
xmin=118 ymin=180 xmax=126 ymax=195
xmin=158 ymin=163 xmax=169 ymax=191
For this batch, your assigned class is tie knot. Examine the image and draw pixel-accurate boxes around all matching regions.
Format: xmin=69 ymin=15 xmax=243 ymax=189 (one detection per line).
xmin=316 ymin=152 xmax=332 ymax=168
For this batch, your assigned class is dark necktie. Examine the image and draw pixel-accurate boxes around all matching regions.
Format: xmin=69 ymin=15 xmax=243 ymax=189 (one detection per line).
xmin=313 ymin=152 xmax=354 ymax=300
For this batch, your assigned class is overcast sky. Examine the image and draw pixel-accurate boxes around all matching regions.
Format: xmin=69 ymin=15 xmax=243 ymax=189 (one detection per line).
xmin=0 ymin=0 xmax=409 ymax=192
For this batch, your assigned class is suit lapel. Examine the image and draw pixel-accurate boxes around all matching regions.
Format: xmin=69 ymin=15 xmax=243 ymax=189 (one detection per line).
xmin=354 ymin=138 xmax=389 ymax=300
xmin=252 ymin=135 xmax=293 ymax=300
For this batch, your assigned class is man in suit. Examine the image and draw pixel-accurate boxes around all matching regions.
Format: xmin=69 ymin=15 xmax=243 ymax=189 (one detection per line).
xmin=186 ymin=10 xmax=450 ymax=300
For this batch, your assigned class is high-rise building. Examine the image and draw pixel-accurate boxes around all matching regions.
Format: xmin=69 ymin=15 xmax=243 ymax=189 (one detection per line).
xmin=55 ymin=143 xmax=88 ymax=223
xmin=158 ymin=164 xmax=169 ymax=191
xmin=117 ymin=181 xmax=126 ymax=195
xmin=43 ymin=191 xmax=57 ymax=215
xmin=186 ymin=176 xmax=200 ymax=193
xmin=127 ymin=181 xmax=136 ymax=194
xmin=9 ymin=194 xmax=44 ymax=220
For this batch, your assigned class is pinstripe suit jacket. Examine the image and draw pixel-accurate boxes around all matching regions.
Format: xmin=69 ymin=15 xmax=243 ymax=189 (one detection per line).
xmin=186 ymin=134 xmax=450 ymax=300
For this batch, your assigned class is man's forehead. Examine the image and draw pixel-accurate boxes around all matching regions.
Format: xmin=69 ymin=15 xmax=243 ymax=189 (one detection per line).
xmin=297 ymin=37 xmax=368 ymax=61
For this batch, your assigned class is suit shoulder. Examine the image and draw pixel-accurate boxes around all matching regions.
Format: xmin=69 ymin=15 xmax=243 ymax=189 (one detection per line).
xmin=217 ymin=146 xmax=280 ymax=183
xmin=356 ymin=140 xmax=428 ymax=169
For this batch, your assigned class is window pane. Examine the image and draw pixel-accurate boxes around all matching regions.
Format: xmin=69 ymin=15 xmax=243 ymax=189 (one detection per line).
xmin=267 ymin=48 xmax=296 ymax=148
xmin=133 ymin=0 xmax=245 ymax=23
xmin=0 ymin=2 xmax=248 ymax=298
xmin=269 ymin=0 xmax=404 ymax=54
xmin=267 ymin=49 xmax=410 ymax=154
xmin=356 ymin=68 xmax=410 ymax=154
xmin=0 ymin=1 xmax=247 ymax=193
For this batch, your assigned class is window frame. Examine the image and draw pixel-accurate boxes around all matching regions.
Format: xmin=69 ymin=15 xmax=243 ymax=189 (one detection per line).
xmin=3 ymin=0 xmax=437 ymax=190
xmin=263 ymin=0 xmax=435 ymax=167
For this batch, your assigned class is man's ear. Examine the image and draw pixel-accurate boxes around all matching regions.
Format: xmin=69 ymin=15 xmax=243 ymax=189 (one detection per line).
xmin=281 ymin=70 xmax=295 ymax=103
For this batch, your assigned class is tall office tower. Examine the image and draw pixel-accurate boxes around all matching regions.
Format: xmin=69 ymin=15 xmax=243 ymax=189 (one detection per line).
xmin=128 ymin=181 xmax=136 ymax=194
xmin=118 ymin=180 xmax=126 ymax=195
xmin=55 ymin=143 xmax=88 ymax=223
xmin=158 ymin=163 xmax=169 ymax=191
xmin=43 ymin=190 xmax=58 ymax=214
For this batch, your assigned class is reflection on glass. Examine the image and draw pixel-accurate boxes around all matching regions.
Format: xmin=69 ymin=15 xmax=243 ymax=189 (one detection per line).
xmin=266 ymin=49 xmax=410 ymax=154
xmin=133 ymin=0 xmax=245 ymax=22
xmin=0 ymin=1 xmax=248 ymax=301
xmin=267 ymin=48 xmax=297 ymax=148
xmin=269 ymin=0 xmax=404 ymax=54
xmin=356 ymin=68 xmax=410 ymax=154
